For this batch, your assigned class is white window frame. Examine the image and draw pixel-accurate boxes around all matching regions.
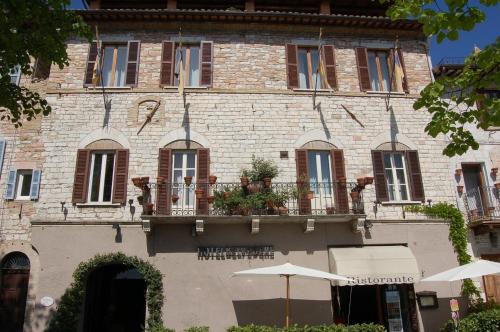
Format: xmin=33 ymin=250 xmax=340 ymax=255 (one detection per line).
xmin=15 ymin=170 xmax=33 ymax=200
xmin=297 ymin=47 xmax=322 ymax=90
xmin=307 ymin=150 xmax=333 ymax=197
xmin=87 ymin=151 xmax=116 ymax=203
xmin=384 ymin=152 xmax=411 ymax=201
xmin=100 ymin=44 xmax=128 ymax=87
xmin=172 ymin=151 xmax=197 ymax=208
xmin=174 ymin=44 xmax=201 ymax=88
xmin=9 ymin=65 xmax=21 ymax=85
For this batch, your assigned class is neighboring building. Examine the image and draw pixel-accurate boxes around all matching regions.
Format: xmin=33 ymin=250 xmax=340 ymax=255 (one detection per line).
xmin=434 ymin=57 xmax=500 ymax=304
xmin=0 ymin=1 xmax=471 ymax=331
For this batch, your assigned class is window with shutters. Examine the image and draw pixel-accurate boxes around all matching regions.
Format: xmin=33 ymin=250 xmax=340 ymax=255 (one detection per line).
xmin=6 ymin=169 xmax=41 ymax=201
xmin=383 ymin=152 xmax=410 ymax=201
xmin=298 ymin=47 xmax=322 ymax=89
xmin=172 ymin=151 xmax=196 ymax=208
xmin=88 ymin=152 xmax=115 ymax=203
xmin=100 ymin=44 xmax=128 ymax=87
xmin=16 ymin=170 xmax=33 ymax=200
xmin=307 ymin=151 xmax=333 ymax=195
xmin=174 ymin=44 xmax=200 ymax=87
xmin=367 ymin=50 xmax=405 ymax=92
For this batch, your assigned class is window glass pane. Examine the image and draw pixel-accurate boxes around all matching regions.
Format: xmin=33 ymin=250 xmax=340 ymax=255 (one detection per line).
xmin=319 ymin=152 xmax=331 ymax=183
xmin=189 ymin=47 xmax=200 ymax=87
xmin=379 ymin=53 xmax=391 ymax=91
xmin=101 ymin=46 xmax=115 ymax=86
xmin=173 ymin=170 xmax=182 ymax=184
xmin=383 ymin=153 xmax=392 ymax=169
xmin=114 ymin=46 xmax=128 ymax=87
xmin=310 ymin=49 xmax=321 ymax=89
xmin=186 ymin=169 xmax=195 ymax=178
xmin=20 ymin=174 xmax=32 ymax=196
xmin=396 ymin=169 xmax=407 ymax=185
xmin=298 ymin=49 xmax=309 ymax=89
xmin=387 ymin=185 xmax=396 ymax=201
xmin=400 ymin=185 xmax=409 ymax=201
xmin=186 ymin=152 xmax=196 ymax=169
xmin=394 ymin=153 xmax=404 ymax=168
xmin=385 ymin=169 xmax=394 ymax=185
xmin=307 ymin=151 xmax=318 ymax=183
xmin=103 ymin=153 xmax=115 ymax=202
xmin=174 ymin=47 xmax=187 ymax=86
xmin=173 ymin=153 xmax=183 ymax=169
xmin=90 ymin=154 xmax=103 ymax=201
xmin=368 ymin=52 xmax=380 ymax=91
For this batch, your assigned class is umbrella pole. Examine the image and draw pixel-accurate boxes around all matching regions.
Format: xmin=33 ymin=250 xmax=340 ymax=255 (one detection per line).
xmin=285 ymin=275 xmax=290 ymax=328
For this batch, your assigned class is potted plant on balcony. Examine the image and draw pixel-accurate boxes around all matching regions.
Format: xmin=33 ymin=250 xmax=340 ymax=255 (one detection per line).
xmin=195 ymin=189 xmax=204 ymax=198
xmin=456 ymin=185 xmax=464 ymax=195
xmin=184 ymin=176 xmax=193 ymax=186
xmin=171 ymin=193 xmax=179 ymax=203
xmin=157 ymin=176 xmax=165 ymax=184
xmin=143 ymin=203 xmax=154 ymax=215
xmin=350 ymin=191 xmax=359 ymax=202
xmin=132 ymin=177 xmax=142 ymax=188
xmin=207 ymin=195 xmax=215 ymax=204
xmin=364 ymin=176 xmax=374 ymax=185
xmin=243 ymin=156 xmax=279 ymax=184
xmin=209 ymin=174 xmax=218 ymax=185
xmin=306 ymin=191 xmax=314 ymax=200
xmin=137 ymin=195 xmax=144 ymax=205
xmin=326 ymin=206 xmax=335 ymax=215
xmin=357 ymin=177 xmax=366 ymax=187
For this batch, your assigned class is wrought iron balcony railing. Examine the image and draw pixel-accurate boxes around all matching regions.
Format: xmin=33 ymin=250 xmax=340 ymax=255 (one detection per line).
xmin=463 ymin=186 xmax=500 ymax=223
xmin=136 ymin=180 xmax=365 ymax=217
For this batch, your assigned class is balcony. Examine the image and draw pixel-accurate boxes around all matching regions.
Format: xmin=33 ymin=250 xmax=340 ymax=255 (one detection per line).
xmin=463 ymin=186 xmax=500 ymax=232
xmin=135 ymin=179 xmax=367 ymax=233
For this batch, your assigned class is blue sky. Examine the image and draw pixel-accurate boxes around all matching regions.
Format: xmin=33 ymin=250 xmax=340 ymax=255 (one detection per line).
xmin=69 ymin=0 xmax=499 ymax=66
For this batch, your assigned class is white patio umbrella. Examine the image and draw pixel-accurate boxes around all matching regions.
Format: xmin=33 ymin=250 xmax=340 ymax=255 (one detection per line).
xmin=421 ymin=259 xmax=500 ymax=282
xmin=233 ymin=262 xmax=351 ymax=327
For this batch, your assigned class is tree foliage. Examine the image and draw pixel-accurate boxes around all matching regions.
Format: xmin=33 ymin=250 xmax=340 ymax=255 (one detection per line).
xmin=0 ymin=0 xmax=91 ymax=127
xmin=381 ymin=0 xmax=500 ymax=156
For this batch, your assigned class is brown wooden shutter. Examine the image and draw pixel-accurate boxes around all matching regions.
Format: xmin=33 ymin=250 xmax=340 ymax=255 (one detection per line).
xmin=125 ymin=40 xmax=140 ymax=86
xmin=397 ymin=48 xmax=409 ymax=93
xmin=406 ymin=150 xmax=425 ymax=202
xmin=200 ymin=41 xmax=213 ymax=87
xmin=84 ymin=42 xmax=98 ymax=86
xmin=285 ymin=44 xmax=299 ymax=89
xmin=72 ymin=149 xmax=90 ymax=203
xmin=371 ymin=151 xmax=389 ymax=202
xmin=331 ymin=149 xmax=349 ymax=213
xmin=295 ymin=149 xmax=311 ymax=214
xmin=323 ymin=45 xmax=338 ymax=90
xmin=355 ymin=48 xmax=371 ymax=91
xmin=157 ymin=148 xmax=172 ymax=215
xmin=196 ymin=148 xmax=210 ymax=215
xmin=160 ymin=41 xmax=175 ymax=86
xmin=112 ymin=149 xmax=129 ymax=204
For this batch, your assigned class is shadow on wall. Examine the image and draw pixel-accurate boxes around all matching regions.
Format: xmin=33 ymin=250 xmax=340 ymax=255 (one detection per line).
xmin=232 ymin=299 xmax=333 ymax=327
xmin=419 ymin=296 xmax=468 ymax=332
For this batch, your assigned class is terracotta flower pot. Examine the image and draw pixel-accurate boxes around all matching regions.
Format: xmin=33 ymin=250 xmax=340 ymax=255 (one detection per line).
xmin=137 ymin=195 xmax=144 ymax=205
xmin=140 ymin=177 xmax=150 ymax=185
xmin=240 ymin=176 xmax=249 ymax=187
xmin=266 ymin=200 xmax=274 ymax=209
xmin=171 ymin=194 xmax=179 ymax=203
xmin=223 ymin=192 xmax=231 ymax=199
xmin=263 ymin=177 xmax=272 ymax=188
xmin=326 ymin=206 xmax=335 ymax=215
xmin=364 ymin=177 xmax=374 ymax=185
xmin=209 ymin=175 xmax=217 ymax=185
xmin=143 ymin=203 xmax=154 ymax=215
xmin=207 ymin=196 xmax=215 ymax=204
xmin=184 ymin=176 xmax=193 ymax=186
xmin=157 ymin=176 xmax=165 ymax=184
xmin=195 ymin=189 xmax=204 ymax=198
xmin=278 ymin=206 xmax=289 ymax=215
xmin=350 ymin=191 xmax=359 ymax=201
xmin=132 ymin=177 xmax=142 ymax=188
xmin=455 ymin=169 xmax=462 ymax=177
xmin=357 ymin=177 xmax=366 ymax=186
xmin=456 ymin=186 xmax=464 ymax=195
xmin=495 ymin=183 xmax=500 ymax=189
xmin=306 ymin=191 xmax=314 ymax=200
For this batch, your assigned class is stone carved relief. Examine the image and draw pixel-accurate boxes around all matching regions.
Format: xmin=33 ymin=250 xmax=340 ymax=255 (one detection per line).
xmin=127 ymin=95 xmax=165 ymax=127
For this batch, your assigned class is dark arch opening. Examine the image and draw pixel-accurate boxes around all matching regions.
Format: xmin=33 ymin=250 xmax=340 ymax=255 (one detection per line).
xmin=0 ymin=252 xmax=30 ymax=332
xmin=83 ymin=264 xmax=146 ymax=332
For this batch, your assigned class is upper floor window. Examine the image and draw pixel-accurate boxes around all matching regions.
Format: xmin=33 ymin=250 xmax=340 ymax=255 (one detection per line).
xmin=88 ymin=152 xmax=115 ymax=203
xmin=383 ymin=152 xmax=410 ymax=201
xmin=101 ymin=44 xmax=128 ymax=87
xmin=174 ymin=44 xmax=200 ymax=87
xmin=307 ymin=150 xmax=332 ymax=194
xmin=9 ymin=65 xmax=21 ymax=85
xmin=368 ymin=50 xmax=392 ymax=92
xmin=172 ymin=150 xmax=197 ymax=207
xmin=84 ymin=41 xmax=140 ymax=87
xmin=4 ymin=169 xmax=41 ymax=201
xmin=298 ymin=47 xmax=322 ymax=90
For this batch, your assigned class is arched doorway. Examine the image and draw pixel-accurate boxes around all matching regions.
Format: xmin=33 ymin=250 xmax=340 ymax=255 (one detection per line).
xmin=0 ymin=252 xmax=30 ymax=332
xmin=83 ymin=264 xmax=146 ymax=332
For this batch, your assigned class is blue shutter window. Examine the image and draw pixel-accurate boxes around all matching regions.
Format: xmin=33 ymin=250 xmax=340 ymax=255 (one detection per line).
xmin=0 ymin=139 xmax=5 ymax=174
xmin=30 ymin=169 xmax=41 ymax=200
xmin=4 ymin=169 xmax=17 ymax=200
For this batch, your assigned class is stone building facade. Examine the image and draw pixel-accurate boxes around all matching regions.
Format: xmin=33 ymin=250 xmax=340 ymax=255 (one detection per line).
xmin=0 ymin=1 xmax=476 ymax=332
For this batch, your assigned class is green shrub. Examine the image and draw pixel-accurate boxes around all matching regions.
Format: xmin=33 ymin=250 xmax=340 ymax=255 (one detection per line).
xmin=440 ymin=309 xmax=500 ymax=332
xmin=241 ymin=157 xmax=279 ymax=182
xmin=468 ymin=299 xmax=500 ymax=313
xmin=227 ymin=324 xmax=386 ymax=332
xmin=184 ymin=327 xmax=210 ymax=332
xmin=148 ymin=322 xmax=175 ymax=332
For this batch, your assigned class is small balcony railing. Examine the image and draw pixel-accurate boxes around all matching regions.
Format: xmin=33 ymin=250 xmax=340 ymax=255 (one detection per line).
xmin=136 ymin=180 xmax=365 ymax=217
xmin=463 ymin=186 xmax=500 ymax=222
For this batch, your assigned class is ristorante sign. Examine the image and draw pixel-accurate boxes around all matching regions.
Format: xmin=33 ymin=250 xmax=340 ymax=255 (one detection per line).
xmin=345 ymin=275 xmax=416 ymax=285
xmin=198 ymin=246 xmax=274 ymax=259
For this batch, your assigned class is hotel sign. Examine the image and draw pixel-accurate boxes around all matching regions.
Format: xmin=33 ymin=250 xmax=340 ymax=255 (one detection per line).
xmin=198 ymin=246 xmax=274 ymax=259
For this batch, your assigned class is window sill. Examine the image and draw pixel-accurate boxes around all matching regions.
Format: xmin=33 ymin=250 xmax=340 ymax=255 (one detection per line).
xmin=366 ymin=91 xmax=406 ymax=95
xmin=86 ymin=86 xmax=133 ymax=90
xmin=381 ymin=201 xmax=423 ymax=206
xmin=292 ymin=88 xmax=334 ymax=92
xmin=162 ymin=86 xmax=209 ymax=90
xmin=76 ymin=203 xmax=123 ymax=207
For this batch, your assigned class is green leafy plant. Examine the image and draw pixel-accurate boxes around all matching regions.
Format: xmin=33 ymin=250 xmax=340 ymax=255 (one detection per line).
xmin=227 ymin=324 xmax=386 ymax=332
xmin=440 ymin=309 xmax=500 ymax=332
xmin=241 ymin=157 xmax=279 ymax=182
xmin=379 ymin=0 xmax=500 ymax=156
xmin=0 ymin=0 xmax=91 ymax=126
xmin=405 ymin=203 xmax=480 ymax=299
xmin=185 ymin=327 xmax=210 ymax=332
xmin=149 ymin=323 xmax=176 ymax=332
xmin=45 ymin=252 xmax=165 ymax=332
